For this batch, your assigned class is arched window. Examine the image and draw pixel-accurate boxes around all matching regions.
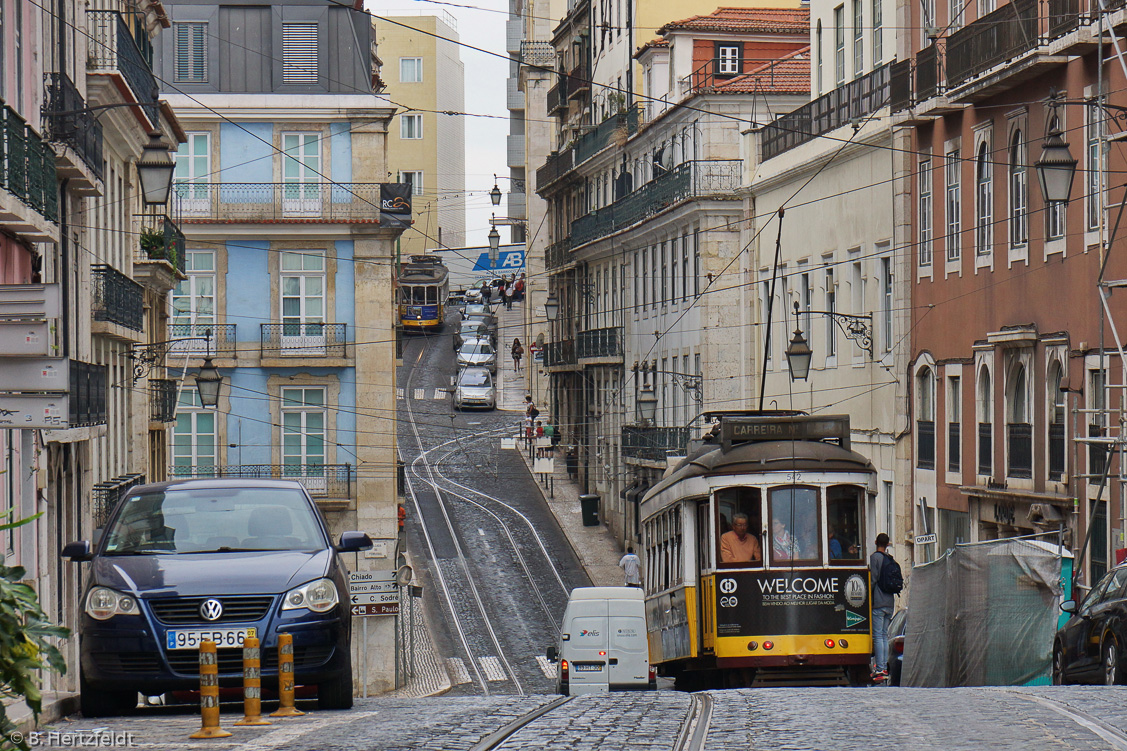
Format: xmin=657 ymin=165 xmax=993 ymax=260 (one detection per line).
xmin=816 ymin=21 xmax=824 ymax=95
xmin=976 ymin=141 xmax=993 ymax=256
xmin=977 ymin=366 xmax=992 ymax=475
xmin=917 ymin=367 xmax=936 ymax=469
xmin=1006 ymin=361 xmax=1032 ymax=478
xmin=1048 ymin=360 xmax=1066 ymax=480
xmin=1009 ymin=130 xmax=1027 ymax=247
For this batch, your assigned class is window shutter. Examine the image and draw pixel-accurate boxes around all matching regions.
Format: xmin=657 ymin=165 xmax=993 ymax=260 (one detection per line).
xmin=283 ymin=23 xmax=318 ymax=84
xmin=175 ymin=23 xmax=207 ymax=82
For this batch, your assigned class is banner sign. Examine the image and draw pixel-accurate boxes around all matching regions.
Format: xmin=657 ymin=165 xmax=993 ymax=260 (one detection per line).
xmin=714 ymin=568 xmax=871 ymax=637
xmin=380 ymin=184 xmax=412 ymax=214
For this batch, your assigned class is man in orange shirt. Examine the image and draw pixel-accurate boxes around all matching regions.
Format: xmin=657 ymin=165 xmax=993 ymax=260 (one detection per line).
xmin=720 ymin=513 xmax=762 ymax=564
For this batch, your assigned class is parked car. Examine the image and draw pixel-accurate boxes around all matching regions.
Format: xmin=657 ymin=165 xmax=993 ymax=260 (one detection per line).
xmin=463 ymin=312 xmax=498 ymax=332
xmin=1054 ymin=564 xmax=1127 ymax=685
xmin=456 ymin=339 xmax=497 ymax=372
xmin=453 ymin=367 xmax=496 ymax=410
xmin=462 ymin=302 xmax=493 ymax=319
xmin=463 ymin=287 xmax=483 ymax=305
xmin=453 ymin=319 xmax=494 ymax=351
xmin=62 ymin=479 xmax=372 ymax=716
xmin=888 ymin=608 xmax=908 ymax=686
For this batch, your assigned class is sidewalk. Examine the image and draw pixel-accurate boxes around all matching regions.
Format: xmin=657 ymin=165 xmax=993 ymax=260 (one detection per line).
xmin=4 ymin=692 xmax=79 ymax=735
xmin=493 ymin=296 xmax=528 ymax=412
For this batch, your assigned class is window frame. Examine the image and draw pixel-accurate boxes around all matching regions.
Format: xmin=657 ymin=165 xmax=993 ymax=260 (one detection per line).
xmin=946 ymin=150 xmax=961 ymax=262
xmin=919 ymin=158 xmax=933 ymax=267
xmin=399 ymin=57 xmax=423 ymax=83
xmin=716 ymin=43 xmax=742 ymax=76
xmin=975 ymin=141 xmax=993 ymax=257
xmin=282 ymin=22 xmax=319 ymax=85
xmin=401 ymin=114 xmax=424 ymax=140
xmin=174 ymin=22 xmax=207 ymax=83
xmin=1009 ymin=130 xmax=1028 ymax=249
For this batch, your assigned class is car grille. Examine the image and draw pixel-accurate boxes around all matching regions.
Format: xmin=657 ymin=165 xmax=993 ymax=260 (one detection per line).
xmin=93 ymin=652 xmax=162 ymax=674
xmin=148 ymin=596 xmax=275 ymax=624
xmin=166 ymin=645 xmax=335 ymax=675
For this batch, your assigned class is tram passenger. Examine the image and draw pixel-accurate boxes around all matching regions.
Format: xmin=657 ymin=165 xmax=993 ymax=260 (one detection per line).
xmin=719 ymin=513 xmax=761 ymax=564
xmin=771 ymin=518 xmax=801 ymax=560
xmin=828 ymin=526 xmax=859 ymax=560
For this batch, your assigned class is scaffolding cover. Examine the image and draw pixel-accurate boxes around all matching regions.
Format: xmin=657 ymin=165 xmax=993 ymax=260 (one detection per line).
xmin=904 ymin=538 xmax=1066 ymax=687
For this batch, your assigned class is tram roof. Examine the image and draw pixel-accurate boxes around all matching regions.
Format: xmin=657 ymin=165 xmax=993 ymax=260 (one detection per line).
xmin=397 ymin=264 xmax=449 ymax=284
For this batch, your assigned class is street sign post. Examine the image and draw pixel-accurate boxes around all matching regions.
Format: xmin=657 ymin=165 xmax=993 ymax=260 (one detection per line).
xmin=348 ymin=571 xmax=398 ymax=616
xmin=350 ymin=603 xmax=399 ymax=616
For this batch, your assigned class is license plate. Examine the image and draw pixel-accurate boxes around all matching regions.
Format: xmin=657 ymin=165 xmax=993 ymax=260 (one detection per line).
xmin=166 ymin=627 xmax=257 ymax=651
xmin=574 ymin=663 xmax=603 ymax=672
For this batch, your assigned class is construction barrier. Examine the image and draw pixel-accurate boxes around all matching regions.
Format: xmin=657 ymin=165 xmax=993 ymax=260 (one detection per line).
xmin=270 ymin=633 xmax=305 ymax=717
xmin=234 ymin=637 xmax=271 ymax=726
xmin=189 ymin=641 xmax=232 ymax=739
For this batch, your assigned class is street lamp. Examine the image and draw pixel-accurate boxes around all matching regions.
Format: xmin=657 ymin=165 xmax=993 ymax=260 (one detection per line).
xmin=785 ymin=302 xmax=813 ymax=382
xmin=489 ymin=175 xmax=502 ymax=207
xmin=544 ymin=291 xmax=560 ymax=321
xmin=487 ymin=214 xmax=501 ymax=266
xmin=137 ymin=132 xmax=176 ymax=206
xmin=637 ymin=382 xmax=658 ymax=425
xmin=1035 ymin=124 xmax=1078 ymax=204
xmin=194 ymin=357 xmax=222 ymax=408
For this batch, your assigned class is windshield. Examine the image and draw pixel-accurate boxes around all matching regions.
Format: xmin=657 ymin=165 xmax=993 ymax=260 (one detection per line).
xmin=458 ymin=369 xmax=492 ymax=387
xmin=102 ymin=487 xmax=328 ymax=554
xmin=460 ymin=342 xmax=494 ymax=356
xmin=465 ymin=304 xmax=490 ymax=315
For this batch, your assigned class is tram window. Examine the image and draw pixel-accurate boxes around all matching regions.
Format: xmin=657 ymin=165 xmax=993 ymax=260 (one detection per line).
xmin=715 ymin=487 xmax=762 ymax=568
xmin=698 ymin=503 xmax=712 ymax=571
xmin=769 ymin=487 xmax=820 ymax=565
xmin=827 ymin=485 xmax=864 ymax=564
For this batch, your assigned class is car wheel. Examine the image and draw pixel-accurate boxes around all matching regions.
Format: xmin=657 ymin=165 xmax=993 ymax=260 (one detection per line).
xmin=1105 ymin=640 xmax=1123 ymax=686
xmin=80 ymin=671 xmax=137 ymax=718
xmin=1053 ymin=643 xmax=1066 ymax=685
xmin=318 ymin=660 xmax=354 ymax=710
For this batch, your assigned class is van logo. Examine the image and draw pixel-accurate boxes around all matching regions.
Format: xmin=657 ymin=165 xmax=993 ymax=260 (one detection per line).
xmin=580 ymin=629 xmax=600 ymax=637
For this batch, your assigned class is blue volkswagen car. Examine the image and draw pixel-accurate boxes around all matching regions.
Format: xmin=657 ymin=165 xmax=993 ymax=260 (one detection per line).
xmin=63 ymin=479 xmax=372 ymax=717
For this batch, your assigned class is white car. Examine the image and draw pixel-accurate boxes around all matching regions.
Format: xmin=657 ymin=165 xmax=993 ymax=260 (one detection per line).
xmin=453 ymin=367 xmax=496 ymax=410
xmin=456 ymin=339 xmax=497 ymax=372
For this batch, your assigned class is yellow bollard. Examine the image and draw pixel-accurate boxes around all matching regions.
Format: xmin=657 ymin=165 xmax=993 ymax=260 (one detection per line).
xmin=270 ymin=633 xmax=305 ymax=717
xmin=234 ymin=637 xmax=271 ymax=726
xmin=190 ymin=641 xmax=233 ymax=739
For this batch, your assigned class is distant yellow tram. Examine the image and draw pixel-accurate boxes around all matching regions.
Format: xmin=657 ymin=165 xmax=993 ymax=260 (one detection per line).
xmin=639 ymin=412 xmax=877 ymax=688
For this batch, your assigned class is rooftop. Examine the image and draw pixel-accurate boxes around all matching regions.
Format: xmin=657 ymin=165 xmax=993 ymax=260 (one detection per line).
xmin=659 ymin=7 xmax=810 ymax=35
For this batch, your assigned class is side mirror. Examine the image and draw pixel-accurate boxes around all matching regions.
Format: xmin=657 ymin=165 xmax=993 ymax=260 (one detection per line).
xmin=546 ymin=645 xmax=558 ymax=662
xmin=62 ymin=540 xmax=93 ymax=561
xmin=1060 ymin=599 xmax=1078 ymax=614
xmin=337 ymin=531 xmax=373 ymax=553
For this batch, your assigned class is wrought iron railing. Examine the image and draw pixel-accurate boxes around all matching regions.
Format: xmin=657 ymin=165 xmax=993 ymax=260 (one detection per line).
xmin=519 ymin=41 xmax=555 ymax=67
xmin=978 ymin=422 xmax=992 ymax=475
xmin=92 ymin=473 xmax=146 ymax=529
xmin=92 ymin=264 xmax=144 ymax=331
xmin=260 ymin=323 xmax=347 ymax=357
xmin=622 ymin=425 xmax=690 ymax=462
xmin=536 ymin=149 xmax=575 ymax=191
xmin=1048 ymin=0 xmax=1081 ymax=38
xmin=1048 ymin=422 xmax=1065 ymax=480
xmin=1007 ymin=422 xmax=1033 ymax=478
xmin=566 ymin=64 xmax=590 ymax=99
xmin=575 ymin=105 xmax=641 ymax=165
xmin=917 ymin=419 xmax=935 ymax=469
xmin=890 ymin=59 xmax=912 ymax=111
xmin=87 ymin=11 xmax=160 ymax=126
xmin=761 ymin=62 xmax=891 ymax=161
xmin=577 ymin=326 xmax=623 ymax=359
xmin=916 ymin=44 xmax=943 ymax=101
xmin=175 ymin=182 xmax=397 ymax=223
xmin=149 ymin=378 xmax=177 ymax=423
xmin=168 ymin=323 xmax=237 ymax=357
xmin=547 ymin=82 xmax=565 ymax=115
xmin=139 ymin=215 xmax=186 ymax=273
xmin=1 ymin=103 xmax=59 ymax=223
xmin=168 ymin=464 xmax=353 ymax=498
xmin=570 ymin=160 xmax=740 ymax=247
xmin=948 ymin=421 xmax=961 ymax=471
xmin=43 ymin=72 xmax=104 ymax=180
xmin=946 ymin=0 xmax=1038 ymax=89
xmin=545 ymin=338 xmax=576 ymax=367
xmin=546 ymin=237 xmax=573 ymax=270
xmin=69 ymin=359 xmax=107 ymax=427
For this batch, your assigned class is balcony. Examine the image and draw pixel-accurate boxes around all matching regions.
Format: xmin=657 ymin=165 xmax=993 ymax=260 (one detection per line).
xmin=92 ymin=264 xmax=144 ymax=333
xmin=622 ymin=425 xmax=690 ymax=462
xmin=577 ymin=326 xmax=623 ymax=361
xmin=890 ymin=59 xmax=912 ymax=111
xmin=169 ymin=464 xmax=354 ymax=500
xmin=0 ymin=103 xmax=59 ymax=238
xmin=260 ymin=323 xmax=347 ymax=359
xmin=570 ymin=160 xmax=740 ymax=247
xmin=92 ymin=473 xmax=146 ymax=529
xmin=545 ymin=338 xmax=576 ymax=368
xmin=168 ymin=323 xmax=237 ymax=358
xmin=149 ymin=378 xmax=177 ymax=423
xmin=1048 ymin=0 xmax=1081 ymax=39
xmin=546 ymin=237 xmax=573 ymax=270
xmin=536 ymin=148 xmax=574 ymax=192
xmin=762 ymin=63 xmax=891 ymax=161
xmin=138 ymin=215 xmax=186 ymax=274
xmin=978 ymin=422 xmax=993 ymax=475
xmin=946 ymin=0 xmax=1038 ymax=90
xmin=176 ymin=183 xmax=396 ymax=224
xmin=575 ymin=106 xmax=640 ymax=165
xmin=69 ymin=360 xmax=108 ymax=428
xmin=547 ymin=82 xmax=566 ymax=116
xmin=1006 ymin=422 xmax=1032 ymax=478
xmin=520 ymin=41 xmax=556 ymax=68
xmin=566 ymin=64 xmax=590 ymax=101
xmin=87 ymin=11 xmax=160 ymax=127
xmin=917 ymin=419 xmax=935 ymax=470
xmin=916 ymin=44 xmax=943 ymax=102
xmin=43 ymin=72 xmax=104 ymax=187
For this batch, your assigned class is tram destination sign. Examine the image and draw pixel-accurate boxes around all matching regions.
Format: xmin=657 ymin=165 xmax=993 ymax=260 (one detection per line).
xmin=714 ymin=569 xmax=871 ymax=637
xmin=720 ymin=415 xmax=851 ymax=450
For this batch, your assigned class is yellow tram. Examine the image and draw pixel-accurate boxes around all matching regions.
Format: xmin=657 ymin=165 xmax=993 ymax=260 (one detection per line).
xmin=397 ymin=255 xmax=449 ymax=331
xmin=639 ymin=412 xmax=878 ymax=688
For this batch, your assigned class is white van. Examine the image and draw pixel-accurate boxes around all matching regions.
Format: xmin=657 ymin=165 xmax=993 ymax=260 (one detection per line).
xmin=546 ymin=586 xmax=655 ymax=695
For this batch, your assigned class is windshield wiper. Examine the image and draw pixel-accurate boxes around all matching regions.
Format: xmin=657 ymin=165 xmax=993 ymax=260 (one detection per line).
xmin=193 ymin=547 xmax=279 ymax=554
xmin=104 ymin=549 xmax=176 ymax=556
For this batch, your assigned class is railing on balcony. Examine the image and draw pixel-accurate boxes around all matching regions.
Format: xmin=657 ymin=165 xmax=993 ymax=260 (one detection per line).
xmin=547 ymin=82 xmax=566 ymax=115
xmin=92 ymin=264 xmax=144 ymax=331
xmin=577 ymin=326 xmax=623 ymax=359
xmin=139 ymin=215 xmax=186 ymax=273
xmin=1 ymin=103 xmax=59 ymax=223
xmin=890 ymin=59 xmax=912 ymax=111
xmin=916 ymin=43 xmax=943 ymax=101
xmin=546 ymin=237 xmax=573 ymax=269
xmin=69 ymin=359 xmax=108 ymax=427
xmin=1049 ymin=421 xmax=1066 ymax=480
xmin=978 ymin=422 xmax=992 ymax=475
xmin=946 ymin=0 xmax=1038 ymax=89
xmin=1007 ymin=422 xmax=1033 ymax=478
xmin=762 ymin=62 xmax=891 ymax=161
xmin=43 ymin=72 xmax=104 ymax=180
xmin=92 ymin=473 xmax=146 ymax=528
xmin=948 ymin=421 xmax=961 ymax=471
xmin=87 ymin=11 xmax=160 ymax=126
xmin=149 ymin=378 xmax=177 ymax=423
xmin=168 ymin=323 xmax=237 ymax=357
xmin=175 ymin=183 xmax=395 ymax=223
xmin=519 ymin=41 xmax=556 ymax=67
xmin=622 ymin=425 xmax=690 ymax=462
xmin=575 ymin=106 xmax=641 ymax=165
xmin=537 ymin=148 xmax=574 ymax=191
xmin=917 ymin=419 xmax=936 ymax=469
xmin=169 ymin=464 xmax=353 ymax=498
xmin=1048 ymin=0 xmax=1081 ymax=38
xmin=570 ymin=160 xmax=740 ymax=246
xmin=261 ymin=323 xmax=347 ymax=358
xmin=566 ymin=64 xmax=590 ymax=100
xmin=545 ymin=338 xmax=576 ymax=367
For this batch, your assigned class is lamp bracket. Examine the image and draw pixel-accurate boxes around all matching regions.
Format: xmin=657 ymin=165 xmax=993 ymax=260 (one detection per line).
xmin=805 ymin=309 xmax=874 ymax=356
xmin=633 ymin=362 xmax=703 ymax=403
xmin=128 ymin=333 xmax=213 ymax=383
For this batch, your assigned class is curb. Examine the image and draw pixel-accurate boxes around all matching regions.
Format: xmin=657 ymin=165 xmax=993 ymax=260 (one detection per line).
xmin=8 ymin=692 xmax=80 ymax=734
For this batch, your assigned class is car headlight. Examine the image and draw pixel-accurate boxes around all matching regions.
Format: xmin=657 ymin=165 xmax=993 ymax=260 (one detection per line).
xmin=85 ymin=587 xmax=140 ymax=620
xmin=281 ymin=578 xmax=339 ymax=613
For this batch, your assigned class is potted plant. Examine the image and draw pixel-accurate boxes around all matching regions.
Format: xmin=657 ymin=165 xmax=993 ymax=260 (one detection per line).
xmin=140 ymin=226 xmax=164 ymax=259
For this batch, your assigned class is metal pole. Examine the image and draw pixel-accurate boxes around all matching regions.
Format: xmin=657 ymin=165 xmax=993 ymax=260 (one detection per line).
xmin=362 ymin=617 xmax=369 ymax=699
xmin=759 ymin=208 xmax=786 ymax=410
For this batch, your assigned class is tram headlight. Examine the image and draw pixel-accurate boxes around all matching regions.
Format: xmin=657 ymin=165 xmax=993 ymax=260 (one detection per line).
xmin=762 ymin=641 xmax=774 ymax=651
xmin=747 ymin=641 xmax=759 ymax=651
xmin=825 ymin=639 xmax=836 ymax=649
xmin=839 ymin=638 xmax=849 ymax=649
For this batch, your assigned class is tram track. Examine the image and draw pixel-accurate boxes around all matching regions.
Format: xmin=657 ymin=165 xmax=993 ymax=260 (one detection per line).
xmin=1002 ymin=690 xmax=1127 ymax=749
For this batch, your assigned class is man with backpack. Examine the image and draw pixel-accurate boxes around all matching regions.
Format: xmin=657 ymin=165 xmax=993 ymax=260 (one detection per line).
xmin=869 ymin=532 xmax=902 ymax=683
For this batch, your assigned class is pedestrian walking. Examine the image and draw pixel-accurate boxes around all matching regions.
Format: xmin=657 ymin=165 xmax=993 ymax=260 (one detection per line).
xmin=503 ymin=284 xmax=513 ymax=310
xmin=869 ymin=532 xmax=898 ymax=683
xmin=619 ymin=547 xmax=642 ymax=588
xmin=512 ymin=338 xmax=524 ymax=372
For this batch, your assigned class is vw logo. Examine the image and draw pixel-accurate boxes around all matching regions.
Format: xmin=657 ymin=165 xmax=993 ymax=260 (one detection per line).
xmin=199 ymin=599 xmax=223 ymax=621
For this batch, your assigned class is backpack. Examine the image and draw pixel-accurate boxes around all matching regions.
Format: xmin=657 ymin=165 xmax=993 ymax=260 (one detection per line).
xmin=876 ymin=551 xmax=904 ymax=595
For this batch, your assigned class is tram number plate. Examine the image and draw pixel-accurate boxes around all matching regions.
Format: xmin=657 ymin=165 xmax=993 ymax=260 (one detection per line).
xmin=574 ymin=663 xmax=603 ymax=672
xmin=166 ymin=627 xmax=256 ymax=650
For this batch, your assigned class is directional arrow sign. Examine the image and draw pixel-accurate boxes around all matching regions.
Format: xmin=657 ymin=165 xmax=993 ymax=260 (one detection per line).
xmin=348 ymin=581 xmax=397 ymax=594
xmin=350 ymin=591 xmax=400 ymax=605
xmin=350 ymin=603 xmax=399 ymax=617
